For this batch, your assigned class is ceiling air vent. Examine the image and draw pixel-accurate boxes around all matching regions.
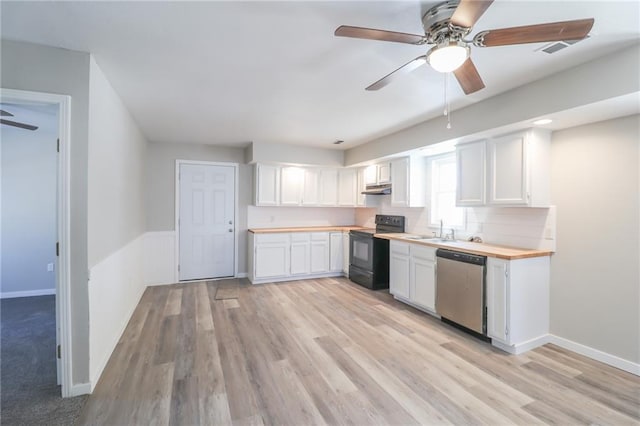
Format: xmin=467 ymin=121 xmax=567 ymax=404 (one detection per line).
xmin=538 ymin=36 xmax=589 ymax=54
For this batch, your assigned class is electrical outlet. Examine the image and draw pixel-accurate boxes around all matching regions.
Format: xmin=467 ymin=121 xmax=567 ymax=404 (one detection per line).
xmin=47 ymin=263 xmax=54 ymax=272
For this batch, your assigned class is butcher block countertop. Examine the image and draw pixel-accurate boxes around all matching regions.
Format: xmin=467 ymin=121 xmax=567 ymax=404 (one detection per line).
xmin=249 ymin=225 xmax=368 ymax=234
xmin=376 ymin=233 xmax=553 ymax=260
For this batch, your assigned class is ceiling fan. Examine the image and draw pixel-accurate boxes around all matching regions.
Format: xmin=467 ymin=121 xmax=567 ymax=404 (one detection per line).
xmin=0 ymin=108 xmax=38 ymax=131
xmin=335 ymin=0 xmax=594 ymax=95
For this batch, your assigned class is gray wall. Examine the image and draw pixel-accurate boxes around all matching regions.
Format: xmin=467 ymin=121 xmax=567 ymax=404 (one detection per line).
xmin=88 ymin=56 xmax=147 ymax=267
xmin=1 ymin=40 xmax=91 ymax=384
xmin=248 ymin=141 xmax=344 ymax=167
xmin=550 ymin=115 xmax=639 ymax=364
xmin=1 ymin=104 xmax=58 ymax=294
xmin=145 ymin=142 xmax=251 ymax=274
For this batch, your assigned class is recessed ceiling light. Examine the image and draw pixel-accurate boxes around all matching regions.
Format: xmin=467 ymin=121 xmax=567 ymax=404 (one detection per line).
xmin=533 ymin=119 xmax=553 ymax=125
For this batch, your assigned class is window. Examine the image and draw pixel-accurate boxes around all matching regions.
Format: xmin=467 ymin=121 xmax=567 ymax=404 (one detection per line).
xmin=429 ymin=153 xmax=465 ymax=229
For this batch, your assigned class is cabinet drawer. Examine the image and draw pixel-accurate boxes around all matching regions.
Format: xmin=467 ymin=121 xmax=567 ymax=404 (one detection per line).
xmin=255 ymin=233 xmax=290 ymax=244
xmin=411 ymin=245 xmax=436 ymax=261
xmin=290 ymin=232 xmax=310 ymax=242
xmin=310 ymin=232 xmax=329 ymax=242
xmin=390 ymin=241 xmax=410 ymax=256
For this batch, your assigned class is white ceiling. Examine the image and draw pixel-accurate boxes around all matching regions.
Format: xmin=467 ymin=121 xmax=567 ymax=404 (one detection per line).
xmin=1 ymin=1 xmax=639 ymax=149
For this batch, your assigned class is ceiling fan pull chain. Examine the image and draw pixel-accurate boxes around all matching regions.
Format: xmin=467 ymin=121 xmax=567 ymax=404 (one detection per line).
xmin=444 ymin=73 xmax=452 ymax=129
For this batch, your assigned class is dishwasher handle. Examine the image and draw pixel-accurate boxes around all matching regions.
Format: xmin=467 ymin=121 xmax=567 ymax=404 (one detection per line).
xmin=436 ymin=248 xmax=486 ymax=266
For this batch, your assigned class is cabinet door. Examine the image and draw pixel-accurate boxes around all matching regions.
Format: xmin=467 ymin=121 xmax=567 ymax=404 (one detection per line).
xmin=302 ymin=168 xmax=319 ymax=206
xmin=342 ymin=232 xmax=350 ymax=274
xmin=310 ymin=233 xmax=330 ymax=273
xmin=364 ymin=165 xmax=377 ymax=185
xmin=487 ymin=258 xmax=509 ymax=342
xmin=410 ymin=257 xmax=436 ymax=311
xmin=338 ymin=168 xmax=357 ymax=206
xmin=280 ymin=167 xmax=303 ymax=206
xmin=456 ymin=141 xmax=486 ymax=206
xmin=389 ymin=241 xmax=410 ymax=299
xmin=319 ymin=169 xmax=338 ymax=206
xmin=255 ymin=243 xmax=290 ymax=278
xmin=378 ymin=163 xmax=391 ymax=184
xmin=290 ymin=241 xmax=310 ymax=275
xmin=329 ymin=232 xmax=343 ymax=272
xmin=356 ymin=168 xmax=366 ymax=207
xmin=391 ymin=158 xmax=409 ymax=207
xmin=489 ymin=132 xmax=528 ymax=205
xmin=255 ymin=164 xmax=280 ymax=206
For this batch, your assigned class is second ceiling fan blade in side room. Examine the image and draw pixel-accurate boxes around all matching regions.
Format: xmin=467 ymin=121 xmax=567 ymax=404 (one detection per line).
xmin=334 ymin=26 xmax=426 ymax=45
xmin=450 ymin=0 xmax=494 ymax=29
xmin=478 ymin=18 xmax=595 ymax=47
xmin=453 ymin=58 xmax=485 ymax=95
xmin=366 ymin=56 xmax=427 ymax=91
xmin=1 ymin=119 xmax=38 ymax=131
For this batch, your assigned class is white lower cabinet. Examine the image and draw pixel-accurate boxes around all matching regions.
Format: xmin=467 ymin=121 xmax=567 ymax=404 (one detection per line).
xmin=486 ymin=256 xmax=550 ymax=353
xmin=251 ymin=233 xmax=290 ymax=279
xmin=290 ymin=233 xmax=310 ymax=276
xmin=389 ymin=241 xmax=436 ymax=313
xmin=310 ymin=233 xmax=330 ymax=273
xmin=342 ymin=232 xmax=350 ymax=274
xmin=249 ymin=231 xmax=345 ymax=284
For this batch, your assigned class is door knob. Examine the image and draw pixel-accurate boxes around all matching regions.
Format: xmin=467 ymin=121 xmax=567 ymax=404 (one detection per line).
xmin=228 ymin=220 xmax=233 ymax=225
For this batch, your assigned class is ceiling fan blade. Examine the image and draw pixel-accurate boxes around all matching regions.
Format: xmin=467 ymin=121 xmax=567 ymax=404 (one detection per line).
xmin=0 ymin=109 xmax=14 ymax=117
xmin=477 ymin=18 xmax=594 ymax=47
xmin=335 ymin=25 xmax=426 ymax=45
xmin=453 ymin=58 xmax=485 ymax=95
xmin=366 ymin=56 xmax=427 ymax=91
xmin=450 ymin=0 xmax=494 ymax=29
xmin=1 ymin=119 xmax=38 ymax=131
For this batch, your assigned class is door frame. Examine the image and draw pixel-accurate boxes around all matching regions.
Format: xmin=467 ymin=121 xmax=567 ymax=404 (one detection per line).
xmin=174 ymin=159 xmax=239 ymax=281
xmin=1 ymin=88 xmax=73 ymax=397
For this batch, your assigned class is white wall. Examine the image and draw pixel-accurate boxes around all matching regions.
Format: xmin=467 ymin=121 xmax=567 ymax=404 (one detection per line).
xmin=550 ymin=114 xmax=639 ymax=365
xmin=87 ymin=56 xmax=149 ymax=387
xmin=1 ymin=39 xmax=92 ymax=386
xmin=1 ymin=104 xmax=58 ymax=297
xmin=248 ymin=141 xmax=344 ymax=167
xmin=145 ymin=142 xmax=250 ymax=274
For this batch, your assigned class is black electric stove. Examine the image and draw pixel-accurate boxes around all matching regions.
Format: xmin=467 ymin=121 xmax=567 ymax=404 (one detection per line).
xmin=349 ymin=215 xmax=405 ymax=290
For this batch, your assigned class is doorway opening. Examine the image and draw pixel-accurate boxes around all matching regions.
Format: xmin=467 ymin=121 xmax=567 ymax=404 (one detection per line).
xmin=175 ymin=160 xmax=239 ymax=282
xmin=0 ymin=88 xmax=72 ymax=398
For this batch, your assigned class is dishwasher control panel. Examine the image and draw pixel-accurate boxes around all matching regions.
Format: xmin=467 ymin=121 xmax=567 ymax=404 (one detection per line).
xmin=436 ymin=248 xmax=486 ymax=265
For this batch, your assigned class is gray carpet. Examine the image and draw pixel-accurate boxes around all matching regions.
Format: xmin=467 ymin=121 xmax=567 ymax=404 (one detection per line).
xmin=1 ymin=295 xmax=87 ymax=425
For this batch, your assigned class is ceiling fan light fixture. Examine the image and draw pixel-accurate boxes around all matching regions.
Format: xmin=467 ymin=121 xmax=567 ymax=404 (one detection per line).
xmin=427 ymin=41 xmax=469 ymax=73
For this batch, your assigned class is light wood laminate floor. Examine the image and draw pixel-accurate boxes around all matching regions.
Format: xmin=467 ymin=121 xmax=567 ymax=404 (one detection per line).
xmin=79 ymin=277 xmax=640 ymax=425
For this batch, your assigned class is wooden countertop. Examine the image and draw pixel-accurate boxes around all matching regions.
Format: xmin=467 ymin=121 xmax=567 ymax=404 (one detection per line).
xmin=376 ymin=233 xmax=553 ymax=260
xmin=249 ymin=226 xmax=369 ymax=234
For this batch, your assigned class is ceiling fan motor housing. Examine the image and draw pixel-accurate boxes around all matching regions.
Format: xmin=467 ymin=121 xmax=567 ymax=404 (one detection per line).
xmin=422 ymin=0 xmax=471 ymax=45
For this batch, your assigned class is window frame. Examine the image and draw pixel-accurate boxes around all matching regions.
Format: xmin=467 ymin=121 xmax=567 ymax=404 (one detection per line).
xmin=427 ymin=152 xmax=467 ymax=231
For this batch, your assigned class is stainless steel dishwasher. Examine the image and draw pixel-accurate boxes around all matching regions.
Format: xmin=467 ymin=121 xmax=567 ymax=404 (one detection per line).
xmin=435 ymin=249 xmax=487 ymax=335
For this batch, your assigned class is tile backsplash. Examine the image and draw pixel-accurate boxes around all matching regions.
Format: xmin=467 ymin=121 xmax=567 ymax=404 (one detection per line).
xmin=248 ymin=206 xmax=356 ymax=229
xmin=355 ymin=197 xmax=556 ymax=251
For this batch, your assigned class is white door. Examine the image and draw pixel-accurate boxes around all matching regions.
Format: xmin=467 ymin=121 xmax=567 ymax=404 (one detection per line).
xmin=179 ymin=163 xmax=235 ymax=280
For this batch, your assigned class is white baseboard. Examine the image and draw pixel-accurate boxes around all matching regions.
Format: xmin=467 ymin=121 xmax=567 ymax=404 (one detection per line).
xmin=236 ymin=272 xmax=248 ymax=278
xmin=548 ymin=334 xmax=640 ymax=376
xmin=249 ymin=272 xmax=343 ymax=285
xmin=69 ymin=382 xmax=92 ymax=397
xmin=0 ymin=288 xmax=56 ymax=299
xmin=492 ymin=335 xmax=550 ymax=355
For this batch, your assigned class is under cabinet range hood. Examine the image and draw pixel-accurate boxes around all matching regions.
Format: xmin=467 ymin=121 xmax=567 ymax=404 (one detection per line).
xmin=362 ymin=183 xmax=391 ymax=195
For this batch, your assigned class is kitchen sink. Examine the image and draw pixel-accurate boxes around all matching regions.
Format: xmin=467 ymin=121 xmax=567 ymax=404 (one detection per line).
xmin=402 ymin=235 xmax=431 ymax=240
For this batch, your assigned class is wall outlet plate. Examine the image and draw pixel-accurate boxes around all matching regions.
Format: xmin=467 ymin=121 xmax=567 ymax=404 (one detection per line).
xmin=47 ymin=263 xmax=55 ymax=272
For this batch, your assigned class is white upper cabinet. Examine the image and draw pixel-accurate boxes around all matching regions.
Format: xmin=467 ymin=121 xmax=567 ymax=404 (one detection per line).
xmin=356 ymin=167 xmax=366 ymax=207
xmin=378 ymin=162 xmax=391 ymax=184
xmin=280 ymin=166 xmax=304 ymax=206
xmin=391 ymin=156 xmax=426 ymax=207
xmin=319 ymin=168 xmax=338 ymax=206
xmin=456 ymin=140 xmax=486 ymax=206
xmin=364 ymin=162 xmax=391 ymax=185
xmin=455 ymin=128 xmax=551 ymax=208
xmin=302 ymin=168 xmax=320 ymax=206
xmin=255 ymin=164 xmax=280 ymax=206
xmin=338 ymin=168 xmax=357 ymax=206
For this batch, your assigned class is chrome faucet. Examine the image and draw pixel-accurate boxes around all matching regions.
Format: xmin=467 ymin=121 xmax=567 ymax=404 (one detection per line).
xmin=439 ymin=219 xmax=443 ymax=239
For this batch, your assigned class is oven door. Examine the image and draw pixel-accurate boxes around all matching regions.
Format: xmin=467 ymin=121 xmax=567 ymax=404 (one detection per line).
xmin=349 ymin=231 xmax=374 ymax=271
